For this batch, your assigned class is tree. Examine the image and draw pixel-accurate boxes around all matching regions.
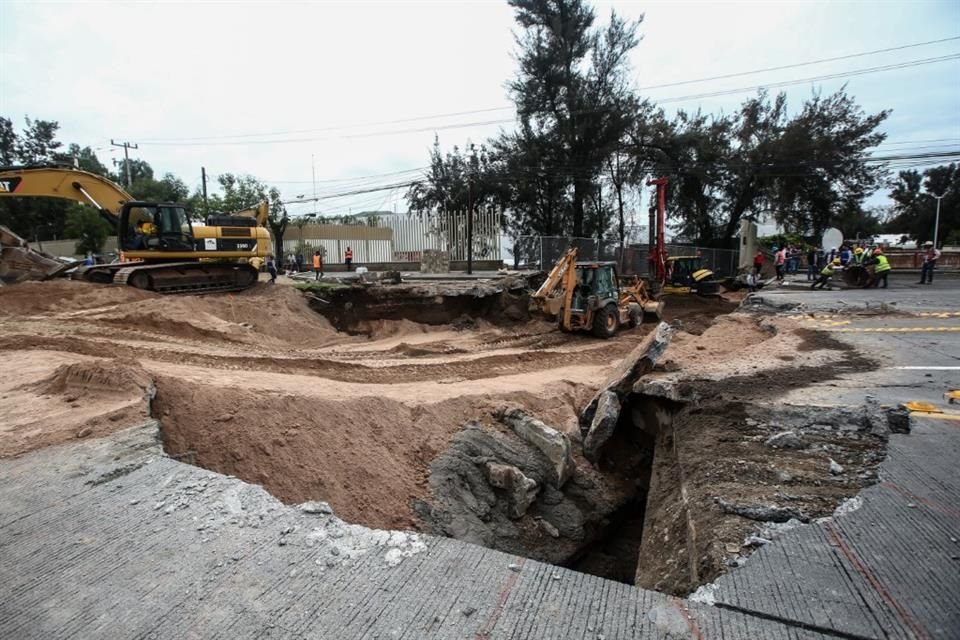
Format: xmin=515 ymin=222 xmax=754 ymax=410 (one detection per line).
xmin=130 ymin=172 xmax=189 ymax=203
xmin=59 ymin=144 xmax=109 ymax=176
xmin=507 ymin=0 xmax=641 ymax=237
xmin=217 ymin=173 xmax=287 ymax=257
xmin=888 ymin=163 xmax=959 ymax=244
xmin=64 ymin=204 xmax=112 ymax=255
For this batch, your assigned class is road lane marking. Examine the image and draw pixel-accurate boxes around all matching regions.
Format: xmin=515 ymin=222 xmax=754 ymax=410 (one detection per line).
xmin=890 ymin=366 xmax=960 ymax=370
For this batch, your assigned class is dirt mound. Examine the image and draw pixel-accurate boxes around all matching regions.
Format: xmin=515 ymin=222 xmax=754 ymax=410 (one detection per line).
xmin=89 ymin=284 xmax=339 ymax=346
xmin=32 ymin=359 xmax=154 ymax=398
xmin=0 ymin=280 xmax=156 ymax=315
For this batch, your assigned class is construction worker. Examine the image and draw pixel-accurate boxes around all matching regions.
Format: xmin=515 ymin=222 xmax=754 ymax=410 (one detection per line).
xmin=753 ymin=249 xmax=764 ymax=276
xmin=851 ymin=246 xmax=866 ymax=266
xmin=313 ymin=250 xmax=323 ymax=280
xmin=266 ymin=254 xmax=277 ymax=284
xmin=919 ymin=241 xmax=941 ymax=284
xmin=870 ymin=247 xmax=891 ymax=288
xmin=811 ymin=258 xmax=841 ymax=290
xmin=344 ymin=246 xmax=353 ymax=271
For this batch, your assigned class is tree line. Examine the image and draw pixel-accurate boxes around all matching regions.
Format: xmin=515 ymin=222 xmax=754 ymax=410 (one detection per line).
xmin=406 ymin=0 xmax=957 ymax=249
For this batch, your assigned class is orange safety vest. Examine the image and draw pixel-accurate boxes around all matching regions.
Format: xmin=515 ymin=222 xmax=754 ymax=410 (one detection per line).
xmin=313 ymin=254 xmax=321 ymax=268
xmin=345 ymin=248 xmax=353 ymax=260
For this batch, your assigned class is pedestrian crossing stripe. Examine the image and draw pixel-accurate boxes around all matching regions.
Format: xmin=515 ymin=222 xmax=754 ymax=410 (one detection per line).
xmin=830 ymin=327 xmax=960 ymax=333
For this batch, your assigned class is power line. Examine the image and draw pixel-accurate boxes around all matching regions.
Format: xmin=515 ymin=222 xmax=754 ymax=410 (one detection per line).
xmin=134 ymin=37 xmax=959 ymax=146
xmin=638 ymin=36 xmax=960 ymax=90
xmin=657 ymin=54 xmax=960 ymax=104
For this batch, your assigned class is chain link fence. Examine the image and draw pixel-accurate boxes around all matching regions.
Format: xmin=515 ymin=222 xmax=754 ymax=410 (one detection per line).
xmin=513 ymin=235 xmax=740 ymax=277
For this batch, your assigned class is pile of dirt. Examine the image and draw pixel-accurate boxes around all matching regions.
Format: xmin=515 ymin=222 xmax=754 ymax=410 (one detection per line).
xmin=154 ymin=376 xmax=592 ymax=530
xmin=0 ymin=280 xmax=156 ymax=315
xmin=66 ymin=283 xmax=337 ymax=348
xmin=31 ymin=359 xmax=153 ymax=397
xmin=1 ymin=357 xmax=154 ymax=458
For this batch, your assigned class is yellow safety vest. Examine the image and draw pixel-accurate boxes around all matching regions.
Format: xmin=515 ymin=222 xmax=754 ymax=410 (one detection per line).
xmin=821 ymin=264 xmax=837 ymax=277
xmin=874 ymin=255 xmax=891 ymax=273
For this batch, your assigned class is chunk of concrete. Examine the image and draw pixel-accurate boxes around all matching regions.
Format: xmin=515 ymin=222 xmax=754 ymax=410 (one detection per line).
xmin=496 ymin=407 xmax=574 ymax=487
xmin=583 ymin=391 xmax=620 ymax=463
xmin=764 ymin=431 xmax=806 ymax=450
xmin=579 ymin=322 xmax=673 ymax=435
xmin=715 ymin=497 xmax=809 ymax=523
xmin=485 ymin=462 xmax=539 ymax=518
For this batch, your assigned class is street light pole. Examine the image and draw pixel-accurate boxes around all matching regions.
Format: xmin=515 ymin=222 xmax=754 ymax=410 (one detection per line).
xmin=932 ymin=193 xmax=945 ymax=248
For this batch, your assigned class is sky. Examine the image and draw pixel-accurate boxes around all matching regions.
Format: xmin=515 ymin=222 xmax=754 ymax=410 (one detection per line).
xmin=1 ymin=0 xmax=958 ymax=222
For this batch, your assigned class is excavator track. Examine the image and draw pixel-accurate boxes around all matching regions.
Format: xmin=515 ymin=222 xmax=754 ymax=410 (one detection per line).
xmin=78 ymin=262 xmax=259 ymax=295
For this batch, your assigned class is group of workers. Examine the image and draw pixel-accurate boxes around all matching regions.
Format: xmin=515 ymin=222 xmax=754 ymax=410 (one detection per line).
xmin=264 ymin=246 xmax=354 ymax=284
xmin=751 ymin=240 xmax=943 ymax=291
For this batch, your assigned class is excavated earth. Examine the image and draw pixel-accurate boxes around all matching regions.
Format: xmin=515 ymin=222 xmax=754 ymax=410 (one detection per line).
xmin=0 ymin=278 xmax=888 ymax=596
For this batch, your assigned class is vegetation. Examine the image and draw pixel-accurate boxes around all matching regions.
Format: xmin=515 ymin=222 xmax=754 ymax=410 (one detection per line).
xmin=405 ymin=0 xmax=907 ymax=249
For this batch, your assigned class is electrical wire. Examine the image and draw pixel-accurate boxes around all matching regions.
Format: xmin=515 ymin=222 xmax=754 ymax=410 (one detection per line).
xmin=133 ymin=37 xmax=960 ymax=146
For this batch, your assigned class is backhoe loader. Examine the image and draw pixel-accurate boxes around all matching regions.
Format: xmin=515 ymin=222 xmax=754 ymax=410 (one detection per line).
xmin=0 ymin=164 xmax=271 ymax=293
xmin=532 ymin=247 xmax=664 ymax=339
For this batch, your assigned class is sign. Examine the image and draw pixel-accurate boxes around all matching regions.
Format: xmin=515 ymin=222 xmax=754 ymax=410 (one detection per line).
xmin=204 ymin=238 xmax=217 ymax=250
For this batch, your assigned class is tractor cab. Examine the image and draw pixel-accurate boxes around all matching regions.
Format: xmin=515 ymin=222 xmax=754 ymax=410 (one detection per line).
xmin=570 ymin=262 xmax=619 ymax=313
xmin=663 ymin=256 xmax=720 ymax=295
xmin=119 ymin=202 xmax=196 ymax=253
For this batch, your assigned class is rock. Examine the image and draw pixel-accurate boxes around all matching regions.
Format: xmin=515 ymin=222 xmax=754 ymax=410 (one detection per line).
xmin=76 ymin=427 xmax=93 ymax=439
xmin=775 ymin=469 xmax=793 ymax=483
xmin=580 ymin=322 xmax=674 ymax=434
xmin=715 ymin=497 xmax=810 ymax=523
xmin=485 ymin=462 xmax=539 ymax=518
xmin=461 ymin=607 xmax=477 ymax=617
xmin=538 ymin=518 xmax=560 ymax=538
xmin=764 ymin=431 xmax=805 ymax=449
xmin=496 ymin=407 xmax=574 ymax=487
xmin=582 ymin=391 xmax=620 ymax=463
xmin=743 ymin=535 xmax=772 ymax=547
xmin=888 ymin=406 xmax=911 ymax=434
xmin=829 ymin=458 xmax=844 ymax=475
xmin=300 ymin=501 xmax=333 ymax=515
xmin=507 ymin=563 xmax=521 ymax=572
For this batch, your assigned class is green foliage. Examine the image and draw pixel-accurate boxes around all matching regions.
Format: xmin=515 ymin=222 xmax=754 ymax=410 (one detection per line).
xmin=887 ymin=163 xmax=958 ymax=244
xmin=216 ymin=173 xmax=287 ymax=256
xmin=129 ymin=172 xmax=189 ymax=203
xmin=293 ymin=280 xmax=347 ymax=292
xmin=64 ymin=205 xmax=112 ymax=255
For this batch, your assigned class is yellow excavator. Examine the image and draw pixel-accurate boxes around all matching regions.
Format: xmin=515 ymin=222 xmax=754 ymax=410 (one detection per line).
xmin=531 ymin=247 xmax=664 ymax=338
xmin=0 ymin=164 xmax=271 ymax=293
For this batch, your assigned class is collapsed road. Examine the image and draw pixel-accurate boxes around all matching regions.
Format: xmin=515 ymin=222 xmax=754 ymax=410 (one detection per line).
xmin=0 ymin=275 xmax=958 ymax=638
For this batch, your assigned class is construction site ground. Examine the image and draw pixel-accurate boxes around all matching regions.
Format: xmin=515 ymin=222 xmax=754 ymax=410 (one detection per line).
xmin=1 ymin=275 xmax=958 ymax=638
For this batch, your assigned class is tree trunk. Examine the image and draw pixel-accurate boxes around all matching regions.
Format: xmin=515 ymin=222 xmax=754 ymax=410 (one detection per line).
xmin=573 ymin=177 xmax=588 ymax=238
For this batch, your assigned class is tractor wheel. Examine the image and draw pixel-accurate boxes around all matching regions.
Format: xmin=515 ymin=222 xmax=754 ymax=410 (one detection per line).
xmin=592 ymin=303 xmax=619 ymax=339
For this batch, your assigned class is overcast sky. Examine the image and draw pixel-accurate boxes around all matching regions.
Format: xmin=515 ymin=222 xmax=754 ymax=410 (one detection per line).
xmin=1 ymin=0 xmax=958 ymax=219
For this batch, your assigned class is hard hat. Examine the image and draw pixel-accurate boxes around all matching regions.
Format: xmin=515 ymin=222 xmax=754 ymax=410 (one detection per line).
xmin=873 ymin=247 xmax=882 ymax=255
xmin=854 ymin=247 xmax=863 ymax=254
xmin=832 ymin=258 xmax=841 ymax=265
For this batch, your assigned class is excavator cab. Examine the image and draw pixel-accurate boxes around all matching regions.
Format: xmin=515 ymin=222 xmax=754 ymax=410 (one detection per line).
xmin=662 ymin=256 xmax=720 ymax=295
xmin=119 ymin=203 xmax=195 ymax=253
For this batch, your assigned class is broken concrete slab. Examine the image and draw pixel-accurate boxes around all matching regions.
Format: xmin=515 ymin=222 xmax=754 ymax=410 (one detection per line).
xmin=579 ymin=321 xmax=673 ymax=438
xmin=485 ymin=462 xmax=539 ymax=518
xmin=764 ymin=431 xmax=806 ymax=449
xmin=715 ymin=497 xmax=810 ymax=523
xmin=583 ymin=391 xmax=620 ymax=463
xmin=496 ymin=407 xmax=574 ymax=487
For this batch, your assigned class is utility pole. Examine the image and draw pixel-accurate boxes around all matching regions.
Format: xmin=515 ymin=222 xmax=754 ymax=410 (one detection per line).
xmin=932 ymin=193 xmax=945 ymax=248
xmin=466 ymin=175 xmax=473 ymax=275
xmin=110 ymin=139 xmax=138 ymax=188
xmin=201 ymin=167 xmax=209 ymax=216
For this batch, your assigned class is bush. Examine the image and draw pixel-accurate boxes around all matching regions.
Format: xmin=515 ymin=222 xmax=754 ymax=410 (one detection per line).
xmin=64 ymin=205 xmax=112 ymax=256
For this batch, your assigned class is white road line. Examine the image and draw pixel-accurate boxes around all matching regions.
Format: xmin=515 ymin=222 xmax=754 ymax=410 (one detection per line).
xmin=890 ymin=366 xmax=960 ymax=370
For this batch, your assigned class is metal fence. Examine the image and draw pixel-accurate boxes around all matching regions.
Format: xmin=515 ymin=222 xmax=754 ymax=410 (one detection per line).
xmin=513 ymin=235 xmax=740 ymax=277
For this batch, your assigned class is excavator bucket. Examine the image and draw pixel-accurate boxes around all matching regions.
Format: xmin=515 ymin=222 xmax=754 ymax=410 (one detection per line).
xmin=642 ymin=299 xmax=664 ymax=322
xmin=0 ymin=225 xmax=75 ymax=285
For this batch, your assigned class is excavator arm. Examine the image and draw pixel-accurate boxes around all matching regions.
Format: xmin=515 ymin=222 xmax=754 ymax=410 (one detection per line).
xmin=0 ymin=165 xmax=132 ymax=222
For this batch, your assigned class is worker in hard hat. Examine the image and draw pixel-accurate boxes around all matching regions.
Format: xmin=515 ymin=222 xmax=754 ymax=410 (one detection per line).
xmin=811 ymin=258 xmax=842 ymax=290
xmin=869 ymin=247 xmax=891 ymax=288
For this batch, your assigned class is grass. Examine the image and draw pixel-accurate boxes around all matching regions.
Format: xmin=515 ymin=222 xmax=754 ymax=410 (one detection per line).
xmin=293 ymin=280 xmax=348 ymax=292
